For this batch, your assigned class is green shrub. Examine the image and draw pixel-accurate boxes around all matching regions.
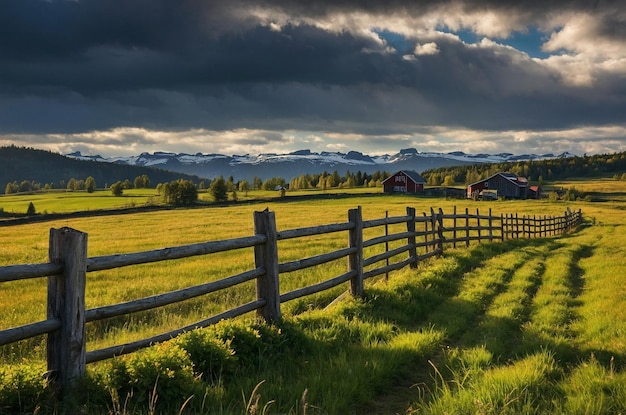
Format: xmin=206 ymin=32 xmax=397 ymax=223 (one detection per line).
xmin=104 ymin=342 xmax=201 ymax=412
xmin=0 ymin=362 xmax=50 ymax=414
xmin=174 ymin=328 xmax=236 ymax=382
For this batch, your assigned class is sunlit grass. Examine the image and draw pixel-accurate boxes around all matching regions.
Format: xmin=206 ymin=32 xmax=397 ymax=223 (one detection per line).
xmin=2 ymin=186 xmax=626 ymax=414
xmin=0 ymin=189 xmax=160 ymax=214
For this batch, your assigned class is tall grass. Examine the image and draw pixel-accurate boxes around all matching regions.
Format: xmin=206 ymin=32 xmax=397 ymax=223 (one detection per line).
xmin=1 ymin=189 xmax=625 ymax=413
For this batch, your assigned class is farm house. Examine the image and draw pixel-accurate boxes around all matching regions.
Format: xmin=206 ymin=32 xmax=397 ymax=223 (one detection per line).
xmin=383 ymin=170 xmax=426 ymax=194
xmin=467 ymin=172 xmax=530 ymax=199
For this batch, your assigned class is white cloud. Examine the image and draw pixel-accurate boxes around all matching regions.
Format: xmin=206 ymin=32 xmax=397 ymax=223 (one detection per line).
xmin=3 ymin=123 xmax=626 ymax=158
xmin=413 ymin=42 xmax=440 ymax=56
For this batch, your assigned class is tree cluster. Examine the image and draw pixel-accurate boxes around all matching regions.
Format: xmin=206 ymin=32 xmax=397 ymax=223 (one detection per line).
xmin=5 ymin=176 xmax=98 ymax=194
xmin=421 ymin=152 xmax=626 ymax=186
xmin=288 ymin=170 xmax=389 ymax=190
xmin=160 ymin=179 xmax=198 ymax=205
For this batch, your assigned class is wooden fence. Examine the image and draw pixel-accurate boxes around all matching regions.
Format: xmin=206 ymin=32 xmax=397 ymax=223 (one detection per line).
xmin=0 ymin=206 xmax=582 ymax=396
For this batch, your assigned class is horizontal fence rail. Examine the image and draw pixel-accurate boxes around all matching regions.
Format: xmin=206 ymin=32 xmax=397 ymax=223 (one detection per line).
xmin=0 ymin=205 xmax=582 ymax=398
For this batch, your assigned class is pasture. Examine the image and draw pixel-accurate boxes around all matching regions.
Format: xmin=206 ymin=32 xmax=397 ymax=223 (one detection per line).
xmin=1 ymin=185 xmax=626 ymax=414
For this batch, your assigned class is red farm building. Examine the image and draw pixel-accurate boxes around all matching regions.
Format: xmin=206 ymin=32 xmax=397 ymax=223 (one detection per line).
xmin=467 ymin=172 xmax=530 ymax=199
xmin=383 ymin=170 xmax=426 ymax=194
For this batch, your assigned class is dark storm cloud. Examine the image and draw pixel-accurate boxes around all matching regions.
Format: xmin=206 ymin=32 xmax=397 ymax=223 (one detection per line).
xmin=0 ymin=0 xmax=624 ymax=153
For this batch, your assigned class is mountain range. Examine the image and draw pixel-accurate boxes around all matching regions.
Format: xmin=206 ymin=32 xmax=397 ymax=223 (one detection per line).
xmin=68 ymin=148 xmax=576 ymax=181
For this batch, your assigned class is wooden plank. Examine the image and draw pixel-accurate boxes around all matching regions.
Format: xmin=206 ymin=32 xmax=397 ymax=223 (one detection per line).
xmin=279 ymin=247 xmax=356 ymax=273
xmin=280 ymin=270 xmax=356 ymax=303
xmin=0 ymin=262 xmax=63 ymax=283
xmin=363 ymin=257 xmax=414 ymax=280
xmin=363 ymin=215 xmax=413 ymax=228
xmin=0 ymin=318 xmax=61 ymax=346
xmin=86 ymin=300 xmax=265 ymax=363
xmin=87 ymin=235 xmax=266 ymax=272
xmin=363 ymin=231 xmax=414 ymax=248
xmin=364 ymin=244 xmax=412 ymax=267
xmin=85 ymin=268 xmax=263 ymax=322
xmin=277 ymin=222 xmax=353 ymax=240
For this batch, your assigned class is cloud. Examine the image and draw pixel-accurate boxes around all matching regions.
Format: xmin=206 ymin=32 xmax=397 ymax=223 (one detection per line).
xmin=0 ymin=0 xmax=624 ymax=158
xmin=414 ymin=42 xmax=440 ymax=56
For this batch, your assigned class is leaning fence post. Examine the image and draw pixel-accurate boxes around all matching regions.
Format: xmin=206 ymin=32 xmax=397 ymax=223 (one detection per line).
xmin=348 ymin=206 xmax=364 ymax=296
xmin=253 ymin=210 xmax=281 ymax=322
xmin=48 ymin=227 xmax=87 ymax=396
xmin=436 ymin=208 xmax=445 ymax=255
xmin=488 ymin=208 xmax=494 ymax=242
xmin=406 ymin=207 xmax=417 ymax=269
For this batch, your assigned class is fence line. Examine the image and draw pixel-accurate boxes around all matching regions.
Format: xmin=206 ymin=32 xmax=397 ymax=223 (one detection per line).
xmin=0 ymin=205 xmax=582 ymax=397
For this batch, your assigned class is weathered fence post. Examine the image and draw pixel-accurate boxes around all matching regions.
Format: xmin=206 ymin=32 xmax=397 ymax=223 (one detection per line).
xmin=348 ymin=206 xmax=364 ymax=296
xmin=452 ymin=206 xmax=458 ymax=248
xmin=47 ymin=227 xmax=87 ymax=395
xmin=465 ymin=207 xmax=470 ymax=247
xmin=381 ymin=211 xmax=387 ymax=280
xmin=488 ymin=208 xmax=494 ymax=242
xmin=430 ymin=207 xmax=438 ymax=252
xmin=406 ymin=207 xmax=417 ymax=269
xmin=500 ymin=213 xmax=506 ymax=241
xmin=423 ymin=212 xmax=429 ymax=252
xmin=253 ymin=210 xmax=281 ymax=322
xmin=437 ymin=208 xmax=445 ymax=255
xmin=476 ymin=208 xmax=481 ymax=243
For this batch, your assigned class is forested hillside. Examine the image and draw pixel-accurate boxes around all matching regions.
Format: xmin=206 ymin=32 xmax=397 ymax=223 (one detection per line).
xmin=1 ymin=146 xmax=206 ymax=193
xmin=422 ymin=152 xmax=626 ymax=185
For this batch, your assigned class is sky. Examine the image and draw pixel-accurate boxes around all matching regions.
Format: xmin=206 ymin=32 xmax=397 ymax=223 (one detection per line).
xmin=1 ymin=0 xmax=625 ymax=158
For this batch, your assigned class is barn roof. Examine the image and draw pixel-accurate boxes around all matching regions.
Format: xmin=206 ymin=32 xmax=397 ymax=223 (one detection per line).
xmin=468 ymin=172 xmax=529 ymax=188
xmin=382 ymin=170 xmax=426 ymax=184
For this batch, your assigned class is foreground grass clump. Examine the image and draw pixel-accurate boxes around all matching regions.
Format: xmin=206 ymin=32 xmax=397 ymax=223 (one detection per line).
xmin=414 ymin=349 xmax=561 ymax=414
xmin=0 ymin=290 xmax=446 ymax=414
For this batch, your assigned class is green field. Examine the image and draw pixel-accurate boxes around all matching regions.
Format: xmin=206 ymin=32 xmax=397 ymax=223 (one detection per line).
xmin=1 ymin=184 xmax=626 ymax=414
xmin=0 ymin=186 xmax=382 ymax=215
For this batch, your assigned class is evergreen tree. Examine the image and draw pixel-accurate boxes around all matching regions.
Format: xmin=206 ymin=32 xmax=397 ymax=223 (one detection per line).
xmin=26 ymin=202 xmax=36 ymax=216
xmin=210 ymin=177 xmax=228 ymax=202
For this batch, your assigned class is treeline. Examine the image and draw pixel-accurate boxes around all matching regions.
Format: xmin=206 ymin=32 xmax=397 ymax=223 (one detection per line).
xmin=421 ymin=152 xmax=626 ymax=186
xmin=5 ymin=175 xmax=152 ymax=195
xmin=289 ymin=170 xmax=390 ymax=190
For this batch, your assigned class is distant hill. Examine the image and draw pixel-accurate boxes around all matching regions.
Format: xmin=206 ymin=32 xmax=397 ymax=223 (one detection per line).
xmin=0 ymin=146 xmax=206 ymax=192
xmin=67 ymin=148 xmax=575 ymax=182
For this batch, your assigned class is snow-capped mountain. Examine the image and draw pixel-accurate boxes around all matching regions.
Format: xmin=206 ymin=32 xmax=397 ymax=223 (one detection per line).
xmin=67 ymin=148 xmax=575 ymax=181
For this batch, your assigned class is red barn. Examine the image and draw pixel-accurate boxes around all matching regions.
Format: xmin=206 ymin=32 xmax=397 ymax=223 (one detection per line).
xmin=383 ymin=170 xmax=426 ymax=194
xmin=467 ymin=172 xmax=529 ymax=199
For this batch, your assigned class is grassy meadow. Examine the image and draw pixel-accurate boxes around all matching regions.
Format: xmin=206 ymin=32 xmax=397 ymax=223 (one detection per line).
xmin=1 ymin=182 xmax=626 ymax=414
